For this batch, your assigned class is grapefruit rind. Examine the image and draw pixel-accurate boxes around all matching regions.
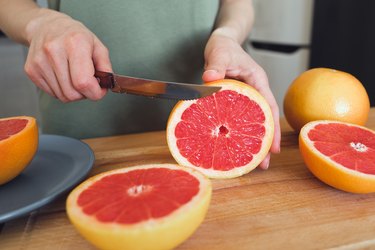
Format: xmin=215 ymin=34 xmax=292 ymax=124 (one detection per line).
xmin=167 ymin=80 xmax=274 ymax=179
xmin=0 ymin=116 xmax=38 ymax=185
xmin=66 ymin=164 xmax=212 ymax=250
xmin=299 ymin=120 xmax=375 ymax=193
xmin=284 ymin=68 xmax=370 ymax=132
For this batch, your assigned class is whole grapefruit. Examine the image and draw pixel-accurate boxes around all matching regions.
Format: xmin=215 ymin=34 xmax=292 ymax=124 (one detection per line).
xmin=0 ymin=116 xmax=38 ymax=185
xmin=283 ymin=68 xmax=370 ymax=132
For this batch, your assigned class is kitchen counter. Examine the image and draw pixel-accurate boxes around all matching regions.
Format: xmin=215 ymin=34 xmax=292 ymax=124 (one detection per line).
xmin=1 ymin=109 xmax=375 ymax=249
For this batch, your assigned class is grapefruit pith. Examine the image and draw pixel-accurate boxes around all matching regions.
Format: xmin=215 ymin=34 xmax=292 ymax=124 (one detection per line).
xmin=66 ymin=164 xmax=212 ymax=250
xmin=167 ymin=79 xmax=274 ymax=179
xmin=0 ymin=116 xmax=38 ymax=185
xmin=299 ymin=120 xmax=375 ymax=193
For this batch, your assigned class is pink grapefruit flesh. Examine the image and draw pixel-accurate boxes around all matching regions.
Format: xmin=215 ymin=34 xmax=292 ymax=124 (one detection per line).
xmin=307 ymin=122 xmax=375 ymax=174
xmin=167 ymin=80 xmax=274 ymax=178
xmin=77 ymin=167 xmax=200 ymax=224
xmin=0 ymin=119 xmax=28 ymax=140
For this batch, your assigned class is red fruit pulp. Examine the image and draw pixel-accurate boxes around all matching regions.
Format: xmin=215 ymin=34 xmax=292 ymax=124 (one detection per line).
xmin=77 ymin=168 xmax=200 ymax=224
xmin=175 ymin=90 xmax=266 ymax=170
xmin=0 ymin=119 xmax=28 ymax=140
xmin=308 ymin=123 xmax=375 ymax=174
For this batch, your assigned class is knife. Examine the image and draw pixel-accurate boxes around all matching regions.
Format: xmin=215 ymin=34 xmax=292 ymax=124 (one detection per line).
xmin=95 ymin=70 xmax=221 ymax=100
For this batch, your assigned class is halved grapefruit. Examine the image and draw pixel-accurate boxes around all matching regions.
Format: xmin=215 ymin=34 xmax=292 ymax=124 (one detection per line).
xmin=167 ymin=79 xmax=274 ymax=179
xmin=66 ymin=164 xmax=212 ymax=250
xmin=299 ymin=120 xmax=375 ymax=193
xmin=0 ymin=116 xmax=38 ymax=185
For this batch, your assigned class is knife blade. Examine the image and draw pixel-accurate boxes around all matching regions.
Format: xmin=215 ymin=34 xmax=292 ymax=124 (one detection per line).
xmin=95 ymin=70 xmax=221 ymax=100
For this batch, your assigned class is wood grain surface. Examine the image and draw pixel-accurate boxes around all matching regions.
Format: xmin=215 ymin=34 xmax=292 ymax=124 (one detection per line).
xmin=1 ymin=109 xmax=375 ymax=250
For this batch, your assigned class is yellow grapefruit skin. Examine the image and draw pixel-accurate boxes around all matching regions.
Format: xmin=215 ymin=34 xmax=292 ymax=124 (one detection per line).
xmin=299 ymin=121 xmax=375 ymax=193
xmin=284 ymin=68 xmax=370 ymax=132
xmin=0 ymin=116 xmax=38 ymax=185
xmin=167 ymin=79 xmax=274 ymax=179
xmin=66 ymin=164 xmax=212 ymax=250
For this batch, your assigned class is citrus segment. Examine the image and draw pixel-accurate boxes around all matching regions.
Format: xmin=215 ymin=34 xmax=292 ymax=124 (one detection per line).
xmin=167 ymin=79 xmax=274 ymax=179
xmin=66 ymin=164 xmax=212 ymax=250
xmin=299 ymin=120 xmax=375 ymax=193
xmin=0 ymin=116 xmax=38 ymax=185
xmin=284 ymin=68 xmax=370 ymax=132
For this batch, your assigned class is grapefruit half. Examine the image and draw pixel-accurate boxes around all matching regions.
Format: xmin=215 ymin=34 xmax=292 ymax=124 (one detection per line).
xmin=66 ymin=164 xmax=212 ymax=250
xmin=167 ymin=79 xmax=274 ymax=179
xmin=299 ymin=120 xmax=375 ymax=193
xmin=0 ymin=116 xmax=38 ymax=185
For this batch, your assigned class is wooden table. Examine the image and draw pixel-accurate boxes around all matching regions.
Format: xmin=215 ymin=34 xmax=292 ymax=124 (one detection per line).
xmin=1 ymin=109 xmax=375 ymax=249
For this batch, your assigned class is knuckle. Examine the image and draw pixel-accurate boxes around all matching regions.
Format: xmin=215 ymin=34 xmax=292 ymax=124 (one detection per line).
xmin=66 ymin=32 xmax=90 ymax=48
xmin=90 ymin=93 xmax=103 ymax=101
xmin=74 ymin=77 xmax=91 ymax=91
xmin=24 ymin=62 xmax=34 ymax=77
xmin=30 ymin=54 xmax=45 ymax=69
xmin=24 ymin=61 xmax=41 ymax=83
xmin=42 ymin=40 xmax=59 ymax=55
xmin=64 ymin=91 xmax=82 ymax=102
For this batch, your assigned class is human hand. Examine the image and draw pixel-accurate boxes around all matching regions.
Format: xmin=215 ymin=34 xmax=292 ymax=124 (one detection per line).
xmin=202 ymin=31 xmax=281 ymax=169
xmin=24 ymin=9 xmax=112 ymax=102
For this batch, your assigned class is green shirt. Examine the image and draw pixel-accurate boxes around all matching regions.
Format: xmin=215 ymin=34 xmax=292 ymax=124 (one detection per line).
xmin=42 ymin=0 xmax=219 ymax=138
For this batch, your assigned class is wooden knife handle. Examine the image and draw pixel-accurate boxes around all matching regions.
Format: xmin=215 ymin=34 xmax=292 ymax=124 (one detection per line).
xmin=94 ymin=70 xmax=115 ymax=89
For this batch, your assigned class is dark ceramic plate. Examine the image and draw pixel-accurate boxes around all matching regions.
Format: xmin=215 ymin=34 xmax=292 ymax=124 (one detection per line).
xmin=0 ymin=134 xmax=94 ymax=223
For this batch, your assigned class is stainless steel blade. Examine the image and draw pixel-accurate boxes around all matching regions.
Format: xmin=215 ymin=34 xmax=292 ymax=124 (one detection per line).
xmin=95 ymin=71 xmax=221 ymax=100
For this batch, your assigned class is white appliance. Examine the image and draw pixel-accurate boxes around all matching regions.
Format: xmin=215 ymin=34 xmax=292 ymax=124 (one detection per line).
xmin=246 ymin=0 xmax=314 ymax=116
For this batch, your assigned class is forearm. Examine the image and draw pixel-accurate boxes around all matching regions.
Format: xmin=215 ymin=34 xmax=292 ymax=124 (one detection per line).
xmin=0 ymin=0 xmax=43 ymax=44
xmin=213 ymin=0 xmax=254 ymax=44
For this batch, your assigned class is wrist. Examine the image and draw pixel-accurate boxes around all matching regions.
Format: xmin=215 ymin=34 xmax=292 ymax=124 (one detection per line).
xmin=211 ymin=27 xmax=240 ymax=43
xmin=24 ymin=8 xmax=51 ymax=44
xmin=24 ymin=8 xmax=69 ymax=45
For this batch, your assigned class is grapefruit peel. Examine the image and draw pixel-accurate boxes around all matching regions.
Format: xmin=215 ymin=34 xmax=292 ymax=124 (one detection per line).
xmin=0 ymin=116 xmax=38 ymax=185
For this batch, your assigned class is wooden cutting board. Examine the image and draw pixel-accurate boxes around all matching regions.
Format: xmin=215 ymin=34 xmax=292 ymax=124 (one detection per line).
xmin=1 ymin=109 xmax=375 ymax=250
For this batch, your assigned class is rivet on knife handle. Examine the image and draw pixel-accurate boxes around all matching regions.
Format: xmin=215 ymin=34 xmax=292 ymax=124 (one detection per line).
xmin=95 ymin=70 xmax=115 ymax=89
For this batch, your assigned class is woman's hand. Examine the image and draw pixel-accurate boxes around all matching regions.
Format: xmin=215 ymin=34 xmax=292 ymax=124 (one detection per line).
xmin=203 ymin=31 xmax=281 ymax=169
xmin=24 ymin=9 xmax=112 ymax=102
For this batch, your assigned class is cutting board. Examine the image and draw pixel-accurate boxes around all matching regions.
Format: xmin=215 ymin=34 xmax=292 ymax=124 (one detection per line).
xmin=1 ymin=109 xmax=375 ymax=249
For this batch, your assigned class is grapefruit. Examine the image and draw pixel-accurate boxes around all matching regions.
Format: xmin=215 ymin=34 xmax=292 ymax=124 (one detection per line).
xmin=299 ymin=120 xmax=375 ymax=193
xmin=0 ymin=116 xmax=38 ymax=185
xmin=167 ymin=79 xmax=274 ymax=179
xmin=284 ymin=68 xmax=370 ymax=132
xmin=66 ymin=164 xmax=212 ymax=250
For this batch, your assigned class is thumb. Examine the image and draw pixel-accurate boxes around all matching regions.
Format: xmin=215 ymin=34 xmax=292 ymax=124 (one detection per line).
xmin=202 ymin=55 xmax=227 ymax=83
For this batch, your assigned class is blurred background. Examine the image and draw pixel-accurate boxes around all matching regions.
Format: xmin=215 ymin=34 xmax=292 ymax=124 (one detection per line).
xmin=246 ymin=0 xmax=375 ymax=115
xmin=0 ymin=33 xmax=40 ymax=119
xmin=0 ymin=0 xmax=374 ymax=119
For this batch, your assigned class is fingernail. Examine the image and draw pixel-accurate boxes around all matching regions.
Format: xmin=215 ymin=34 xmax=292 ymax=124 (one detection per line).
xmin=265 ymin=161 xmax=270 ymax=169
xmin=262 ymin=160 xmax=270 ymax=170
xmin=204 ymin=69 xmax=218 ymax=74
